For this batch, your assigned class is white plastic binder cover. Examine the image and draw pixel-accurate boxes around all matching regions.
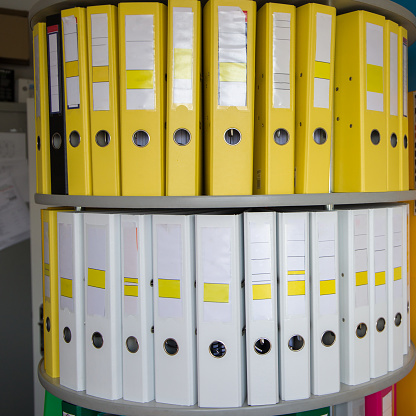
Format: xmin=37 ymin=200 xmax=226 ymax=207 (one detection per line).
xmin=121 ymin=214 xmax=154 ymax=403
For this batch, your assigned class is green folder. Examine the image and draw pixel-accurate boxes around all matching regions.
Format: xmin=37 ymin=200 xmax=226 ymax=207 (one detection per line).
xmin=43 ymin=391 xmax=62 ymax=416
xmin=62 ymin=401 xmax=100 ymax=416
xmin=295 ymin=407 xmax=331 ymax=416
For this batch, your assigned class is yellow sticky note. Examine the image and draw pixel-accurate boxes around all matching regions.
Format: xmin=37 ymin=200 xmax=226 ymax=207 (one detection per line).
xmin=219 ymin=62 xmax=246 ymax=82
xmin=159 ymin=279 xmax=181 ymax=299
xmin=88 ymin=268 xmax=105 ymax=289
xmin=124 ymin=277 xmax=139 ymax=284
xmin=253 ymin=283 xmax=272 ymax=300
xmin=204 ymin=283 xmax=229 ymax=303
xmin=92 ymin=66 xmax=109 ymax=83
xmin=60 ymin=277 xmax=73 ymax=298
xmin=44 ymin=263 xmax=50 ymax=275
xmin=126 ymin=70 xmax=154 ymax=89
xmin=394 ymin=267 xmax=402 ymax=281
xmin=315 ymin=61 xmax=331 ymax=80
xmin=288 ymin=280 xmax=305 ymax=296
xmin=288 ymin=270 xmax=305 ymax=275
xmin=367 ymin=64 xmax=383 ymax=93
xmin=375 ymin=271 xmax=386 ymax=286
xmin=66 ymin=61 xmax=79 ymax=78
xmin=174 ymin=48 xmax=192 ymax=80
xmin=320 ymin=279 xmax=336 ymax=296
xmin=125 ymin=285 xmax=138 ymax=297
xmin=356 ymin=271 xmax=368 ymax=286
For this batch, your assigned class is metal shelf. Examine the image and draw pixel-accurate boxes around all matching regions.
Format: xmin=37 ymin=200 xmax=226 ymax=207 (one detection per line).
xmin=38 ymin=342 xmax=415 ymax=415
xmin=35 ymin=190 xmax=416 ymax=210
xmin=29 ymin=0 xmax=416 ymax=44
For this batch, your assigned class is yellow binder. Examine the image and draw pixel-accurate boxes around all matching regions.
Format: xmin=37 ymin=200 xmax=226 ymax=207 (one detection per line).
xmin=253 ymin=3 xmax=295 ymax=195
xmin=386 ymin=20 xmax=401 ymax=191
xmin=33 ymin=22 xmax=51 ymax=194
xmin=203 ymin=0 xmax=256 ymax=196
xmin=41 ymin=208 xmax=60 ymax=378
xmin=399 ymin=26 xmax=409 ymax=191
xmin=87 ymin=5 xmax=120 ymax=196
xmin=61 ymin=7 xmax=92 ymax=196
xmin=295 ymin=3 xmax=336 ymax=194
xmin=334 ymin=11 xmax=387 ymax=192
xmin=408 ymin=91 xmax=416 ymax=190
xmin=166 ymin=0 xmax=202 ymax=196
xmin=119 ymin=2 xmax=166 ymax=196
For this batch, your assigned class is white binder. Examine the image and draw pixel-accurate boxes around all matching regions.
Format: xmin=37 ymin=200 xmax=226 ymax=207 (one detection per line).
xmin=334 ymin=398 xmax=366 ymax=416
xmin=387 ymin=206 xmax=404 ymax=370
xmin=195 ymin=214 xmax=245 ymax=408
xmin=368 ymin=208 xmax=388 ymax=379
xmin=121 ymin=214 xmax=154 ymax=403
xmin=338 ymin=209 xmax=370 ymax=385
xmin=57 ymin=211 xmax=85 ymax=391
xmin=309 ymin=211 xmax=340 ymax=395
xmin=152 ymin=214 xmax=197 ymax=406
xmin=402 ymin=203 xmax=409 ymax=355
xmin=277 ymin=212 xmax=310 ymax=401
xmin=244 ymin=211 xmax=278 ymax=406
xmin=84 ymin=212 xmax=122 ymax=400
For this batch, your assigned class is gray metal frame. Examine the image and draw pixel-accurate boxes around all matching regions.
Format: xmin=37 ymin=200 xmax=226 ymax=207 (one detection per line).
xmin=38 ymin=343 xmax=415 ymax=415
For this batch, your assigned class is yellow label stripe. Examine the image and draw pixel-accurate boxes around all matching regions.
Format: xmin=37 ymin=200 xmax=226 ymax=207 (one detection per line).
xmin=253 ymin=283 xmax=272 ymax=300
xmin=375 ymin=271 xmax=386 ymax=286
xmin=124 ymin=277 xmax=138 ymax=283
xmin=204 ymin=283 xmax=229 ymax=303
xmin=66 ymin=60 xmax=79 ymax=78
xmin=88 ymin=268 xmax=105 ymax=289
xmin=127 ymin=70 xmax=154 ymax=89
xmin=219 ymin=62 xmax=246 ymax=82
xmin=394 ymin=267 xmax=402 ymax=281
xmin=367 ymin=64 xmax=383 ymax=93
xmin=356 ymin=271 xmax=368 ymax=286
xmin=288 ymin=280 xmax=305 ymax=296
xmin=320 ymin=279 xmax=336 ymax=296
xmin=125 ymin=285 xmax=138 ymax=297
xmin=159 ymin=279 xmax=180 ymax=299
xmin=92 ymin=66 xmax=109 ymax=83
xmin=288 ymin=270 xmax=305 ymax=275
xmin=44 ymin=263 xmax=50 ymax=273
xmin=315 ymin=61 xmax=331 ymax=80
xmin=60 ymin=277 xmax=73 ymax=298
xmin=174 ymin=48 xmax=192 ymax=80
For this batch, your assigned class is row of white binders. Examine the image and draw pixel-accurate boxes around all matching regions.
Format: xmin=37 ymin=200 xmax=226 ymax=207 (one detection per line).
xmin=35 ymin=0 xmax=410 ymax=198
xmin=42 ymin=205 xmax=410 ymax=407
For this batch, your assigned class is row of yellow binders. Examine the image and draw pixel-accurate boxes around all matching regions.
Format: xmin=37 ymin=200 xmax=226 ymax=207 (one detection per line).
xmin=34 ymin=1 xmax=410 ymax=197
xmin=42 ymin=205 xmax=409 ymax=407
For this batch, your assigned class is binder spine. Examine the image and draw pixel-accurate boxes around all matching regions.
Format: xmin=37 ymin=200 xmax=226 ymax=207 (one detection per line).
xmin=46 ymin=14 xmax=68 ymax=195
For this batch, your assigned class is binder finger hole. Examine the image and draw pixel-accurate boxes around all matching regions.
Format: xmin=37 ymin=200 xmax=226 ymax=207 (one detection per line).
xmin=224 ymin=128 xmax=241 ymax=146
xmin=376 ymin=317 xmax=386 ymax=332
xmin=132 ymin=130 xmax=150 ymax=148
xmin=173 ymin=128 xmax=191 ymax=146
xmin=404 ymin=135 xmax=408 ymax=149
xmin=370 ymin=129 xmax=381 ymax=145
xmin=356 ymin=323 xmax=367 ymax=339
xmin=95 ymin=130 xmax=110 ymax=147
xmin=395 ymin=312 xmax=402 ymax=327
xmin=321 ymin=331 xmax=336 ymax=347
xmin=45 ymin=317 xmax=50 ymax=332
xmin=37 ymin=136 xmax=40 ymax=151
xmin=51 ymin=132 xmax=62 ymax=150
xmin=313 ymin=128 xmax=327 ymax=145
xmin=273 ymin=129 xmax=289 ymax=146
xmin=390 ymin=133 xmax=398 ymax=148
xmin=164 ymin=338 xmax=179 ymax=356
xmin=92 ymin=332 xmax=104 ymax=349
xmin=209 ymin=341 xmax=226 ymax=358
xmin=288 ymin=335 xmax=305 ymax=351
xmin=126 ymin=336 xmax=139 ymax=353
xmin=254 ymin=338 xmax=271 ymax=355
xmin=69 ymin=131 xmax=81 ymax=148
xmin=63 ymin=327 xmax=71 ymax=343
